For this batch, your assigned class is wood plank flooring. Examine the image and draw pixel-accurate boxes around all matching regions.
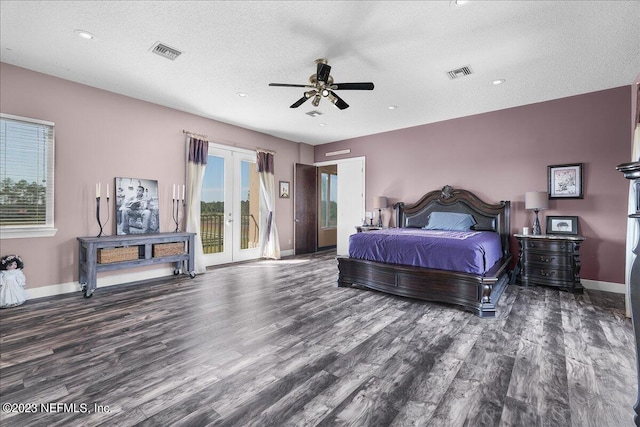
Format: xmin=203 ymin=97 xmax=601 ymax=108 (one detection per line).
xmin=0 ymin=250 xmax=636 ymax=426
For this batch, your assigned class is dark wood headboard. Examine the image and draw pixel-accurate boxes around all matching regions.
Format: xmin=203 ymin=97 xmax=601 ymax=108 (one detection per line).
xmin=394 ymin=185 xmax=511 ymax=257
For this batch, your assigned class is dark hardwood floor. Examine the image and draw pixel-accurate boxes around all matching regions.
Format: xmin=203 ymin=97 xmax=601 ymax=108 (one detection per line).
xmin=0 ymin=251 xmax=636 ymax=426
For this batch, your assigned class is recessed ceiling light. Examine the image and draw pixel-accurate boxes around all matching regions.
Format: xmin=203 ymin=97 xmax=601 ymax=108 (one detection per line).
xmin=74 ymin=30 xmax=95 ymax=40
xmin=319 ymin=123 xmax=327 ymax=127
xmin=491 ymin=79 xmax=506 ymax=86
xmin=449 ymin=0 xmax=470 ymax=7
xmin=236 ymin=92 xmax=248 ymax=97
xmin=387 ymin=105 xmax=398 ymax=110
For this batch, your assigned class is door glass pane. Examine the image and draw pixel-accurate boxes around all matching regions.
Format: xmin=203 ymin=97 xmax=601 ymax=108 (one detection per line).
xmin=201 ymin=155 xmax=224 ymax=254
xmin=241 ymin=160 xmax=259 ymax=249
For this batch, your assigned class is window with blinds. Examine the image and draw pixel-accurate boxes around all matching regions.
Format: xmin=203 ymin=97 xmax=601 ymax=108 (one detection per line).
xmin=0 ymin=113 xmax=56 ymax=238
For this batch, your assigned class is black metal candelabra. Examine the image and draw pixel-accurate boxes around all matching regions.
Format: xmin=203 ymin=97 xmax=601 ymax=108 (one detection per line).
xmin=172 ymin=199 xmax=185 ymax=232
xmin=95 ymin=196 xmax=110 ymax=237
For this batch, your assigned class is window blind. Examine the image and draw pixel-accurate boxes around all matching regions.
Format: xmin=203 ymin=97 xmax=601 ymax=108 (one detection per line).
xmin=0 ymin=113 xmax=55 ymax=229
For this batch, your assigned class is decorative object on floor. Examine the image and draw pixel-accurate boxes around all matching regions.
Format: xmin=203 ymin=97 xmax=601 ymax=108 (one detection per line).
xmin=172 ymin=183 xmax=186 ymax=232
xmin=0 ymin=254 xmax=28 ymax=308
xmin=546 ymin=215 xmax=579 ymax=235
xmin=95 ymin=182 xmax=110 ymax=237
xmin=525 ymin=191 xmax=549 ymax=235
xmin=115 ymin=177 xmax=159 ymax=235
xmin=279 ymin=181 xmax=290 ymax=198
xmin=548 ymin=163 xmax=584 ymax=199
xmin=374 ymin=196 xmax=387 ymax=227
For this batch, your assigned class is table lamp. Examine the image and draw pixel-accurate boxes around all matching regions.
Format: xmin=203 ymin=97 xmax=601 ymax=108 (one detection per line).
xmin=525 ymin=191 xmax=549 ymax=235
xmin=374 ymin=196 xmax=388 ymax=227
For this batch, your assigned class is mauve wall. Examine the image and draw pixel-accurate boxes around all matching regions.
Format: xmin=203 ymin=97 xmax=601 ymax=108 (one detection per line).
xmin=315 ymin=86 xmax=634 ymax=285
xmin=0 ymin=63 xmax=308 ymax=290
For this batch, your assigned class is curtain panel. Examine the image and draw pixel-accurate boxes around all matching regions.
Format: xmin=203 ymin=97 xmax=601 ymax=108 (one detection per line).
xmin=625 ymin=84 xmax=640 ymax=317
xmin=186 ymin=137 xmax=209 ymax=274
xmin=257 ymin=150 xmax=281 ymax=259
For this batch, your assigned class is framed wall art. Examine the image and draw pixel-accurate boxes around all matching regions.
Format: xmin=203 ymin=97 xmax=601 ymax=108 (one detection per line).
xmin=279 ymin=181 xmax=290 ymax=198
xmin=548 ymin=163 xmax=584 ymax=199
xmin=546 ymin=215 xmax=579 ymax=235
xmin=115 ymin=177 xmax=160 ymax=235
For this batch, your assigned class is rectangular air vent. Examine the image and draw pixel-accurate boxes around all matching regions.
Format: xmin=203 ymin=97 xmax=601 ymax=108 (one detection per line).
xmin=447 ymin=65 xmax=473 ymax=79
xmin=306 ymin=110 xmax=323 ymax=117
xmin=150 ymin=42 xmax=183 ymax=61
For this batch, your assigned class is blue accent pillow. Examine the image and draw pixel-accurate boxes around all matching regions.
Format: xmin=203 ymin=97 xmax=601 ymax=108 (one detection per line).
xmin=423 ymin=212 xmax=477 ymax=231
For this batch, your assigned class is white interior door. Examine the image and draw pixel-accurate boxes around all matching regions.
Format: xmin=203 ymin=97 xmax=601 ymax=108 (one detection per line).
xmin=201 ymin=145 xmax=260 ymax=265
xmin=316 ymin=157 xmax=365 ymax=256
xmin=337 ymin=158 xmax=365 ymax=255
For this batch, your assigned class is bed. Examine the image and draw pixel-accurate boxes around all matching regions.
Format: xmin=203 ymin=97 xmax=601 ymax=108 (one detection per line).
xmin=337 ymin=186 xmax=512 ymax=317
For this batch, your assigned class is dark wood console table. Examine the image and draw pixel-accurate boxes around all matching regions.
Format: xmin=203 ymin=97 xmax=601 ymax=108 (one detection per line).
xmin=77 ymin=232 xmax=196 ymax=298
xmin=617 ymin=161 xmax=640 ymax=426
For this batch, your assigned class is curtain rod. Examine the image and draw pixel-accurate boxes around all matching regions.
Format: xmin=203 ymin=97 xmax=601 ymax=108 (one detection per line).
xmin=182 ymin=129 xmax=276 ymax=154
xmin=182 ymin=129 xmax=208 ymax=139
xmin=256 ymin=147 xmax=276 ymax=155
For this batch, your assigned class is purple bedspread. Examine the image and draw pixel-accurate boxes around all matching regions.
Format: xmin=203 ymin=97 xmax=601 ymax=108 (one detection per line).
xmin=348 ymin=228 xmax=504 ymax=275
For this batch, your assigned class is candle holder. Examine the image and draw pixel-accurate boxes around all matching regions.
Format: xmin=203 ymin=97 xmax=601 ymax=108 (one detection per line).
xmin=95 ymin=196 xmax=110 ymax=237
xmin=172 ymin=199 xmax=185 ymax=232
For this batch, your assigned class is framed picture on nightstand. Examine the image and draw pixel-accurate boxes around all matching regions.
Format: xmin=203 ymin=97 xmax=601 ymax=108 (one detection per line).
xmin=546 ymin=215 xmax=579 ymax=235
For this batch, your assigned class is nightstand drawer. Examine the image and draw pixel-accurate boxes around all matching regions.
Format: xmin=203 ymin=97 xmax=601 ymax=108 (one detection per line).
xmin=522 ymin=267 xmax=575 ymax=285
xmin=521 ymin=239 xmax=573 ymax=253
xmin=522 ymin=252 xmax=572 ymax=268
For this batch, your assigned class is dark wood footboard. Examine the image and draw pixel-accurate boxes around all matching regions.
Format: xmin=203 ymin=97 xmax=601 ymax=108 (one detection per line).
xmin=337 ymin=255 xmax=512 ymax=318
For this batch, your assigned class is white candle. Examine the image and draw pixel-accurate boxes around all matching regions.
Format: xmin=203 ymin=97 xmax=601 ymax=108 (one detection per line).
xmin=96 ymin=183 xmax=99 ymax=198
xmin=182 ymin=184 xmax=185 ymax=201
xmin=106 ymin=183 xmax=109 ymax=198
xmin=173 ymin=184 xmax=176 ymax=200
xmin=99 ymin=183 xmax=101 ymax=198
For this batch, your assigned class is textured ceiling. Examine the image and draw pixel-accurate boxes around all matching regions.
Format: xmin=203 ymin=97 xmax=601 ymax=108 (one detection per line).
xmin=1 ymin=1 xmax=639 ymax=145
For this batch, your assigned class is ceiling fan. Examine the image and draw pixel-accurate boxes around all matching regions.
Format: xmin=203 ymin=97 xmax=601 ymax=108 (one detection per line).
xmin=269 ymin=58 xmax=374 ymax=110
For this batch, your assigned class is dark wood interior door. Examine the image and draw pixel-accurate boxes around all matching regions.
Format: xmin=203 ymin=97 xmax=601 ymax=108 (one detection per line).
xmin=294 ymin=163 xmax=317 ymax=254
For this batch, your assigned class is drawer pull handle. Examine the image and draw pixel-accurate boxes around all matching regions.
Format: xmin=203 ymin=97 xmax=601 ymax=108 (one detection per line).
xmin=539 ymin=270 xmax=556 ymax=277
xmin=539 ymin=256 xmax=554 ymax=263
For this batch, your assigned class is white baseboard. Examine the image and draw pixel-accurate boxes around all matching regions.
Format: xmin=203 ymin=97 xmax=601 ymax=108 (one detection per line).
xmin=26 ymin=251 xmax=297 ymax=300
xmin=581 ymin=279 xmax=626 ymax=294
xmin=26 ymin=267 xmax=176 ymax=300
xmin=29 ymin=255 xmax=618 ymax=301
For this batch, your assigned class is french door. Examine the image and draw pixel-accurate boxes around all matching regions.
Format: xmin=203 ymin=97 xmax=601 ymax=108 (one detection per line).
xmin=201 ymin=144 xmax=261 ymax=265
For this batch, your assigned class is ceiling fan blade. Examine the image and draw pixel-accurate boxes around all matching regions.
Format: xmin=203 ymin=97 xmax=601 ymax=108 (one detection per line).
xmin=333 ymin=82 xmax=375 ymax=90
xmin=269 ymin=83 xmax=309 ymax=88
xmin=328 ymin=91 xmax=349 ymax=110
xmin=289 ymin=95 xmax=311 ymax=108
xmin=316 ymin=62 xmax=332 ymax=83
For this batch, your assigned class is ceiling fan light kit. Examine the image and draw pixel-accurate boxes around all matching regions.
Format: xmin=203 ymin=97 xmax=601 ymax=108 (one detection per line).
xmin=269 ymin=58 xmax=374 ymax=110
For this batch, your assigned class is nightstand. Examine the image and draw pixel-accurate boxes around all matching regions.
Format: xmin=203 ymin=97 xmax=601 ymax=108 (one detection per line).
xmin=514 ymin=234 xmax=585 ymax=293
xmin=355 ymin=225 xmax=383 ymax=233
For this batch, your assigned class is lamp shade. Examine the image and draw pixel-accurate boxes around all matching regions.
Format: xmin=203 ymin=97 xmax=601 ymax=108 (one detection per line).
xmin=525 ymin=191 xmax=549 ymax=210
xmin=374 ymin=196 xmax=388 ymax=209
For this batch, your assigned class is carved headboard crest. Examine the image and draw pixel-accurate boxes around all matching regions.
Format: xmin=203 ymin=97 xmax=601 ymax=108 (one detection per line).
xmin=441 ymin=185 xmax=454 ymax=199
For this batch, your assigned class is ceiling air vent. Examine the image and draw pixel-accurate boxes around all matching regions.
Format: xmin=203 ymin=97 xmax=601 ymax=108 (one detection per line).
xmin=447 ymin=65 xmax=473 ymax=79
xmin=150 ymin=42 xmax=183 ymax=61
xmin=306 ymin=110 xmax=323 ymax=117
